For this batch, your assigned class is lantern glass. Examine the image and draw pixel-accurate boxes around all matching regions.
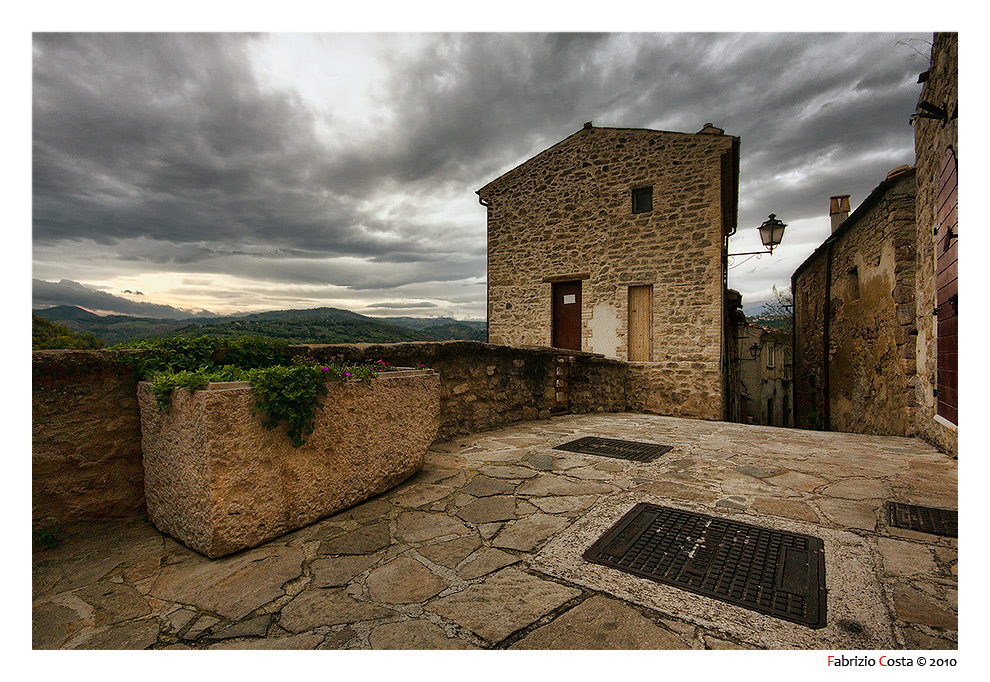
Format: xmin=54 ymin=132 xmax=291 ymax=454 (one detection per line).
xmin=758 ymin=214 xmax=786 ymax=250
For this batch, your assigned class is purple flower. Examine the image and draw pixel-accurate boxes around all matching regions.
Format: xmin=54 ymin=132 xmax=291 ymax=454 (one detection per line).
xmin=343 ymin=371 xmax=353 ymax=378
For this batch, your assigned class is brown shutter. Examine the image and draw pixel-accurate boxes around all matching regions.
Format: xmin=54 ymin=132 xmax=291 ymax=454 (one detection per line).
xmin=935 ymin=147 xmax=958 ymax=425
xmin=627 ymin=285 xmax=653 ymax=361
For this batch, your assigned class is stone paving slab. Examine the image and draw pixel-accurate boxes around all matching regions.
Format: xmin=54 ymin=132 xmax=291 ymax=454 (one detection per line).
xmin=32 ymin=412 xmax=959 ymax=650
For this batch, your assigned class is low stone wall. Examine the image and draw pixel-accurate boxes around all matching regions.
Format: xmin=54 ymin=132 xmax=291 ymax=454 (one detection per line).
xmin=289 ymin=341 xmax=628 ymax=440
xmin=625 ymin=361 xmax=722 ymax=421
xmin=32 ymin=342 xmax=628 ymax=529
xmin=32 ymin=351 xmax=147 ymax=530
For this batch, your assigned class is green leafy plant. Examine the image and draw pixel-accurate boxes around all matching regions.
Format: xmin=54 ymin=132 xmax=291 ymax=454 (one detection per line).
xmin=114 ymin=337 xmax=395 ymax=446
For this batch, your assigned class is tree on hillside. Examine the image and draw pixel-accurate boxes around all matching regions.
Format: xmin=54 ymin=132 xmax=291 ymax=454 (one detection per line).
xmin=33 ymin=314 xmax=103 ymax=350
xmin=749 ymin=285 xmax=793 ymax=333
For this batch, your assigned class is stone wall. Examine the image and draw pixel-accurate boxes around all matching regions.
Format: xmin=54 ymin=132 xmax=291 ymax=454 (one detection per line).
xmin=625 ymin=362 xmax=721 ymax=421
xmin=289 ymin=341 xmax=627 ymax=440
xmin=32 ymin=351 xmax=146 ymax=530
xmin=736 ymin=323 xmax=793 ymax=427
xmin=792 ymin=169 xmax=917 ymax=436
xmin=828 ymin=169 xmax=918 ymax=436
xmin=32 ymin=342 xmax=627 ymax=528
xmin=479 ymin=124 xmax=737 ymax=420
xmin=912 ymin=33 xmax=958 ymax=456
xmin=793 ymin=251 xmax=829 ymax=431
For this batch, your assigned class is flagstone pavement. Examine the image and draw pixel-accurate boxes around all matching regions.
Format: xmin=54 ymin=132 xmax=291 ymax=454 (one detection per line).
xmin=33 ymin=413 xmax=958 ymax=650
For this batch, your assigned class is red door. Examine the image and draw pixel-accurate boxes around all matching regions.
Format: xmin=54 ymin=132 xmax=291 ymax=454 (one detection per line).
xmin=935 ymin=147 xmax=958 ymax=425
xmin=552 ymin=281 xmax=582 ymax=350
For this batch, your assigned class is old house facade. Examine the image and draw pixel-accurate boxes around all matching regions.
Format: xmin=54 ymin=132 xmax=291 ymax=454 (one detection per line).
xmin=912 ymin=32 xmax=958 ymax=454
xmin=737 ymin=322 xmax=793 ymax=427
xmin=478 ymin=122 xmax=739 ymax=420
xmin=793 ymin=168 xmax=918 ymax=436
xmin=792 ymin=31 xmax=957 ymax=455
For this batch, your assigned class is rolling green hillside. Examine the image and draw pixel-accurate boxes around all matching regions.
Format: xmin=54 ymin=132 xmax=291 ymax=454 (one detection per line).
xmin=33 ymin=305 xmax=486 ymax=346
xmin=32 ymin=314 xmax=104 ymax=349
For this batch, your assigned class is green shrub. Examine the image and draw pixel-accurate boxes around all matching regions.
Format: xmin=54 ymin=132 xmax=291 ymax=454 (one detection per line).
xmin=33 ymin=315 xmax=103 ymax=350
xmin=115 ymin=336 xmax=391 ymax=446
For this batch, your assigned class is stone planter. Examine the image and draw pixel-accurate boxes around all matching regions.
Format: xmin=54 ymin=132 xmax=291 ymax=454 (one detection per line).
xmin=137 ymin=369 xmax=440 ymax=558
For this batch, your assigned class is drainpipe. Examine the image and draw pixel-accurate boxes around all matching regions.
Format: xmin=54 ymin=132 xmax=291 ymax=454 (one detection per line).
xmin=796 ymin=275 xmax=800 ymax=429
xmin=823 ymin=241 xmax=832 ymax=431
xmin=479 ymin=194 xmax=491 ymax=344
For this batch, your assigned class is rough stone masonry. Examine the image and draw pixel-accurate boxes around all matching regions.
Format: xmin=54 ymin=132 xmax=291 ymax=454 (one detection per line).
xmin=478 ymin=123 xmax=739 ymax=421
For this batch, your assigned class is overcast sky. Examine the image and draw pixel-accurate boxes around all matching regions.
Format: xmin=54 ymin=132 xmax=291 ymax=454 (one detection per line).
xmin=31 ymin=28 xmax=936 ymax=319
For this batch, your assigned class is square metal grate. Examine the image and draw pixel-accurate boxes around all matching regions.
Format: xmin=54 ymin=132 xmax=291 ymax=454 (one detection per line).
xmin=584 ymin=503 xmax=827 ymax=628
xmin=887 ymin=502 xmax=957 ymax=537
xmin=554 ymin=436 xmax=673 ymax=462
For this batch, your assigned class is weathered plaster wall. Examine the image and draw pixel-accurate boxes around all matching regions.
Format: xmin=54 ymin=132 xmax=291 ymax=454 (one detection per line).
xmin=913 ymin=32 xmax=958 ymax=456
xmin=793 ymin=169 xmax=917 ymax=436
xmin=480 ymin=125 xmax=735 ymax=420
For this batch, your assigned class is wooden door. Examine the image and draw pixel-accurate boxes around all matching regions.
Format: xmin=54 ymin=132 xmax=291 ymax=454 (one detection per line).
xmin=552 ymin=281 xmax=582 ymax=350
xmin=627 ymin=285 xmax=653 ymax=361
xmin=935 ymin=147 xmax=958 ymax=425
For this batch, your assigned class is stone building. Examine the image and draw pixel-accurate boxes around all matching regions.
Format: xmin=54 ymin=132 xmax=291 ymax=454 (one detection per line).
xmin=478 ymin=122 xmax=739 ymax=420
xmin=791 ymin=30 xmax=958 ymax=456
xmin=792 ymin=167 xmax=918 ymax=436
xmin=912 ymin=32 xmax=958 ymax=454
xmin=736 ymin=322 xmax=793 ymax=427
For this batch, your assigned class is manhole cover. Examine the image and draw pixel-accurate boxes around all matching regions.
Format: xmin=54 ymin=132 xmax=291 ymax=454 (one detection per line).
xmin=583 ymin=503 xmax=827 ymax=628
xmin=887 ymin=502 xmax=957 ymax=537
xmin=554 ymin=436 xmax=672 ymax=462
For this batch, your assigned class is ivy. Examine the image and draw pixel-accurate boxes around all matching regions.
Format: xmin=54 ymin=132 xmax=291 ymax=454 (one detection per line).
xmin=113 ymin=337 xmax=393 ymax=447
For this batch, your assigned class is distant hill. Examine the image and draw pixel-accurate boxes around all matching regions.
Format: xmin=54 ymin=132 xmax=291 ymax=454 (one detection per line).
xmin=33 ymin=307 xmax=193 ymax=344
xmin=379 ymin=316 xmax=487 ymax=342
xmin=33 ymin=305 xmax=103 ymax=322
xmin=746 ymin=314 xmax=791 ymax=332
xmin=33 ymin=305 xmax=486 ymax=346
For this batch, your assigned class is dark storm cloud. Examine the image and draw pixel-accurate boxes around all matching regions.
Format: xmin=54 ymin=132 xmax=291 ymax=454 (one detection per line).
xmin=32 ymin=32 xmax=932 ymax=315
xmin=32 ymin=33 xmax=437 ymax=259
xmin=33 ymin=278 xmax=213 ymax=318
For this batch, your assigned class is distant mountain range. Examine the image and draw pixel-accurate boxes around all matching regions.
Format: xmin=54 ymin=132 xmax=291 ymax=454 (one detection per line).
xmin=33 ymin=305 xmax=487 ymax=346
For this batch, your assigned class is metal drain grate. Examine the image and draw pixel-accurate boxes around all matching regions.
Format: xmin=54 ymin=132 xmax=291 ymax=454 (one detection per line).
xmin=583 ymin=503 xmax=827 ymax=628
xmin=887 ymin=502 xmax=957 ymax=537
xmin=554 ymin=436 xmax=673 ymax=462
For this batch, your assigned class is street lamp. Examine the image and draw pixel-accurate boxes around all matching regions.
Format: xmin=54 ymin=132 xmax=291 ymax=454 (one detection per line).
xmin=749 ymin=342 xmax=762 ymax=361
xmin=757 ymin=214 xmax=787 ymax=255
xmin=729 ymin=214 xmax=787 ymax=257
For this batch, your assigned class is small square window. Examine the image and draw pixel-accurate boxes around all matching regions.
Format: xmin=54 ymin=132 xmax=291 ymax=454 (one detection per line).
xmin=632 ymin=186 xmax=653 ymax=214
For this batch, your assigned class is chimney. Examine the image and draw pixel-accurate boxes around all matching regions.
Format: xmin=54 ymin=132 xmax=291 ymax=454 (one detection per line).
xmin=829 ymin=195 xmax=850 ymax=233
